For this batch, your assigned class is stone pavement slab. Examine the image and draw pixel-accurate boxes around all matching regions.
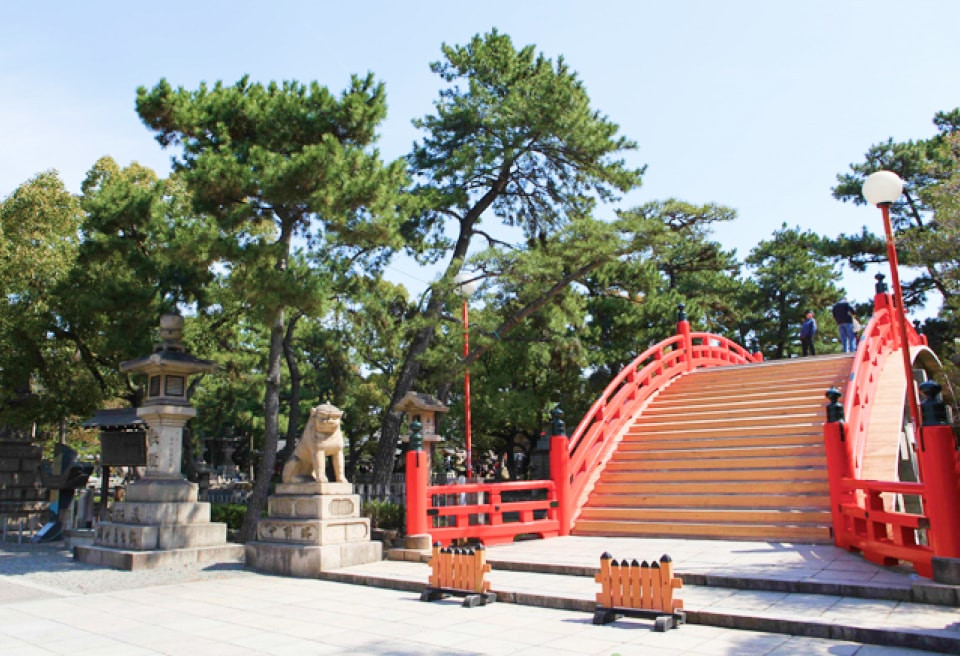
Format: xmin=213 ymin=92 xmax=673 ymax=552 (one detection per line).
xmin=0 ymin=571 xmax=948 ymax=656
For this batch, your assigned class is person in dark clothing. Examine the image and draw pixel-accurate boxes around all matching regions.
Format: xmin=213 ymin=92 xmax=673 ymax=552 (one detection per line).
xmin=832 ymin=298 xmax=858 ymax=353
xmin=800 ymin=310 xmax=817 ymax=356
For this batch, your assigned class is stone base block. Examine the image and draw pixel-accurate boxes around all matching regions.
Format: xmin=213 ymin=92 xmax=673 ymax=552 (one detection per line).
xmin=404 ymin=533 xmax=433 ymax=550
xmin=386 ymin=547 xmax=431 ymax=563
xmin=267 ymin=494 xmax=360 ymax=519
xmin=256 ymin=517 xmax=370 ymax=545
xmin=64 ymin=528 xmax=95 ymax=550
xmin=245 ymin=540 xmax=381 ymax=576
xmin=125 ymin=479 xmax=198 ymax=503
xmin=157 ymin=522 xmax=227 ymax=549
xmin=275 ymin=481 xmax=353 ymax=496
xmin=932 ymin=556 xmax=960 ymax=586
xmin=111 ymin=501 xmax=210 ymax=525
xmin=75 ymin=543 xmax=244 ymax=570
xmin=95 ymin=522 xmax=158 ymax=550
xmin=95 ymin=521 xmax=227 ymax=550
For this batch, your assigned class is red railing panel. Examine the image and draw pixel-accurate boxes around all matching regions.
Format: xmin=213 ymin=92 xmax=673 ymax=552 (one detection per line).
xmin=425 ymin=479 xmax=559 ymax=546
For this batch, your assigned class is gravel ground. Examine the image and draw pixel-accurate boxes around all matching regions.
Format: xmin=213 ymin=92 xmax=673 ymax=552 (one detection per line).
xmin=0 ymin=540 xmax=250 ymax=598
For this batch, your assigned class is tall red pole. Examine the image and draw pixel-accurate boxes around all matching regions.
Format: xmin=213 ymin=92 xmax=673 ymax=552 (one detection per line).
xmin=463 ymin=299 xmax=473 ymax=477
xmin=879 ymin=203 xmax=922 ymax=437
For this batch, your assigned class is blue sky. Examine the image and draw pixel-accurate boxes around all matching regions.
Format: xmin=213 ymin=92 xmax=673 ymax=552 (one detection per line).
xmin=2 ymin=1 xmax=958 ymax=314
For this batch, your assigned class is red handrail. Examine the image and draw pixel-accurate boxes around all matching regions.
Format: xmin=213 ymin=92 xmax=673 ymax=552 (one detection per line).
xmin=565 ymin=326 xmax=761 ymax=526
xmin=843 ymin=293 xmax=926 ymax=475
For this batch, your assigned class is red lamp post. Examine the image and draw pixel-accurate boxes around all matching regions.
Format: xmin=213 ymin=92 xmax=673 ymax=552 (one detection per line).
xmin=861 ymin=171 xmax=922 ymax=433
xmin=455 ymin=272 xmax=478 ymax=477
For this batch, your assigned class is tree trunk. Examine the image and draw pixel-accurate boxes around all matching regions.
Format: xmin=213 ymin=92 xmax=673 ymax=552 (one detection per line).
xmin=371 ymin=323 xmax=436 ymax=485
xmin=239 ymin=309 xmax=285 ymax=543
xmin=239 ymin=218 xmax=294 ymax=543
xmin=278 ymin=312 xmax=304 ymax=466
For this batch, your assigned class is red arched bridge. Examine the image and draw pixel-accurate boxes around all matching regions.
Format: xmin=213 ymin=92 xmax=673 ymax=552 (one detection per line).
xmin=403 ymin=291 xmax=959 ymax=579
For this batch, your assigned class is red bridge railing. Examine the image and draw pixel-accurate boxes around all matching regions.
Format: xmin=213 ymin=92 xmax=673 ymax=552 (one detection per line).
xmin=842 ymin=293 xmax=926 ymax=476
xmin=825 ymin=291 xmax=960 ymax=580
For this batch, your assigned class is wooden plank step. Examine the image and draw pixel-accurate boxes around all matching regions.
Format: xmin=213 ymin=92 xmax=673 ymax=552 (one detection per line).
xmin=571 ymin=520 xmax=833 ymax=542
xmin=601 ymin=465 xmax=827 ymax=480
xmin=631 ymin=412 xmax=821 ymax=430
xmin=680 ymin=358 xmax=852 ymax=379
xmin=593 ymin=479 xmax=829 ymax=495
xmin=618 ymin=434 xmax=823 ymax=450
xmin=671 ymin=373 xmax=845 ymax=389
xmin=663 ymin=369 xmax=849 ymax=387
xmin=641 ymin=401 xmax=821 ymax=416
xmin=673 ymin=365 xmax=849 ymax=381
xmin=614 ymin=445 xmax=825 ymax=460
xmin=606 ymin=454 xmax=826 ymax=470
xmin=625 ymin=424 xmax=822 ymax=439
xmin=655 ymin=377 xmax=845 ymax=403
xmin=577 ymin=507 xmax=832 ymax=524
xmin=583 ymin=493 xmax=831 ymax=509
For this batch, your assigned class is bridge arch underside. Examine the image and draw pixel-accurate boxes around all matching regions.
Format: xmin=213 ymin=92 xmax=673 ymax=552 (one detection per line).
xmin=859 ymin=345 xmax=942 ymax=495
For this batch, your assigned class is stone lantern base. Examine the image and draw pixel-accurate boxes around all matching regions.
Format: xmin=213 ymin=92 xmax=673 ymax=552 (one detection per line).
xmin=74 ymin=479 xmax=243 ymax=570
xmin=245 ymin=482 xmax=381 ymax=576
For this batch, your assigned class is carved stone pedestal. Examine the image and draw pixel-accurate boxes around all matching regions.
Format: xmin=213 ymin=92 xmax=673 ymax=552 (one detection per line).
xmin=75 ymin=479 xmax=243 ymax=570
xmin=245 ymin=482 xmax=381 ymax=576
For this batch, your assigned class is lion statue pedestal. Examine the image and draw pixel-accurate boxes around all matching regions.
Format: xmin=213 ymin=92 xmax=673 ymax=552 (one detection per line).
xmin=245 ymin=404 xmax=381 ymax=576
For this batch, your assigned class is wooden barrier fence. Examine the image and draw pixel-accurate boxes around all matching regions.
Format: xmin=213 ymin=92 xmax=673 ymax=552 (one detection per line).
xmin=420 ymin=542 xmax=495 ymax=607
xmin=593 ymin=553 xmax=685 ymax=630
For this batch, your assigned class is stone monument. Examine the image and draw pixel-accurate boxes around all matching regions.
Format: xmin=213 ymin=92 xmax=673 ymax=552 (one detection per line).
xmin=75 ymin=314 xmax=243 ymax=569
xmin=245 ymin=403 xmax=382 ymax=575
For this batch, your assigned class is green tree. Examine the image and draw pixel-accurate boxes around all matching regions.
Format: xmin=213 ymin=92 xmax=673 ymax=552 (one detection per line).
xmin=373 ymin=30 xmax=644 ymax=484
xmin=832 ymin=108 xmax=960 ymax=304
xmin=136 ymin=75 xmax=407 ymax=540
xmin=580 ymin=200 xmax=744 ymax=382
xmin=0 ymin=171 xmax=84 ymax=434
xmin=743 ymin=225 xmax=842 ymax=359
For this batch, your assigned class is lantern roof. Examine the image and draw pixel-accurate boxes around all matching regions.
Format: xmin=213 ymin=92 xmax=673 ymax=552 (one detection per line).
xmin=392 ymin=391 xmax=448 ymax=414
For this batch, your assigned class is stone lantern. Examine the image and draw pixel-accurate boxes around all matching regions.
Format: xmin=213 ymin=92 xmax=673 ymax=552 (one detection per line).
xmin=119 ymin=313 xmax=216 ymax=484
xmin=74 ymin=314 xmax=242 ymax=569
xmin=393 ymin=391 xmax=449 ymax=471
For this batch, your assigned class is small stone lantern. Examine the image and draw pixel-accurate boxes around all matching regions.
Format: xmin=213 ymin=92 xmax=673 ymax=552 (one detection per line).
xmin=393 ymin=391 xmax=449 ymax=471
xmin=119 ymin=314 xmax=216 ymax=481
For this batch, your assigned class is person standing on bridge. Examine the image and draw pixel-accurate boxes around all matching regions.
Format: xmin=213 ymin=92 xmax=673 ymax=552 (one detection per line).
xmin=800 ymin=310 xmax=817 ymax=356
xmin=832 ymin=298 xmax=859 ymax=353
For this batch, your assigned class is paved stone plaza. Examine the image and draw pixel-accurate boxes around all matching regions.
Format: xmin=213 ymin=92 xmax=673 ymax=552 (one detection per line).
xmin=0 ymin=541 xmax=955 ymax=655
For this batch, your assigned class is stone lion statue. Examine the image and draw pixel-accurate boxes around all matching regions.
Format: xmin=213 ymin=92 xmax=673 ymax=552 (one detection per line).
xmin=282 ymin=403 xmax=347 ymax=484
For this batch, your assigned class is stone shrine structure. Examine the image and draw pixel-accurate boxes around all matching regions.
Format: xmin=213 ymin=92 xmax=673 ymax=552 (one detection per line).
xmin=0 ymin=437 xmax=44 ymax=540
xmin=245 ymin=403 xmax=381 ymax=575
xmin=75 ymin=314 xmax=243 ymax=569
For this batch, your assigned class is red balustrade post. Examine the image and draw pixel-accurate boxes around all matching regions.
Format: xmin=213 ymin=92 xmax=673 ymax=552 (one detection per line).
xmin=915 ymin=382 xmax=960 ymax=577
xmin=404 ymin=419 xmax=430 ymax=538
xmin=823 ymin=388 xmax=855 ymax=549
xmin=676 ymin=303 xmax=693 ymax=371
xmin=549 ymin=405 xmax=571 ymax=536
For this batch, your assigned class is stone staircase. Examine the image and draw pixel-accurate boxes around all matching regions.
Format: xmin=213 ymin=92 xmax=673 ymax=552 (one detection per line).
xmin=573 ymin=354 xmax=855 ymax=542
